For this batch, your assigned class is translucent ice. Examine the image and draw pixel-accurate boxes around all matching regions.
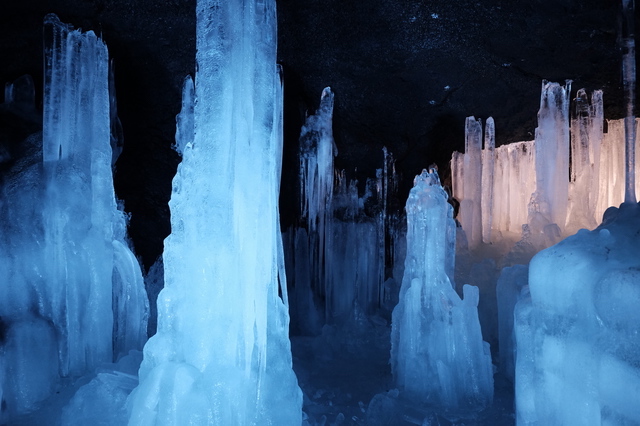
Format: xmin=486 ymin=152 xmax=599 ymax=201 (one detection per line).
xmin=530 ymin=80 xmax=571 ymax=232
xmin=0 ymin=15 xmax=147 ymax=421
xmin=127 ymin=0 xmax=302 ymax=423
xmin=390 ymin=169 xmax=493 ymax=412
xmin=515 ymin=203 xmax=640 ymax=425
xmin=459 ymin=116 xmax=483 ymax=248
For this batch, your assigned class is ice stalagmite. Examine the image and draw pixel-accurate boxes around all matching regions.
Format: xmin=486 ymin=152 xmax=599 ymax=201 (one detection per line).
xmin=460 ymin=116 xmax=483 ymax=248
xmin=0 ymin=15 xmax=148 ymax=421
xmin=567 ymin=89 xmax=603 ymax=232
xmin=481 ymin=117 xmax=495 ymax=243
xmin=390 ymin=169 xmax=493 ymax=412
xmin=530 ymin=80 xmax=571 ymax=232
xmin=622 ymin=0 xmax=637 ymax=203
xmin=127 ymin=0 xmax=302 ymax=424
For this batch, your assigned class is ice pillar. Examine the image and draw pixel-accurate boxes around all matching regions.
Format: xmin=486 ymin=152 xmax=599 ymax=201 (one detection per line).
xmin=567 ymin=89 xmax=603 ymax=231
xmin=530 ymin=80 xmax=571 ymax=232
xmin=42 ymin=13 xmax=148 ymax=376
xmin=390 ymin=170 xmax=493 ymax=412
xmin=460 ymin=116 xmax=483 ymax=248
xmin=622 ymin=0 xmax=637 ymax=203
xmin=482 ymin=117 xmax=495 ymax=243
xmin=0 ymin=15 xmax=148 ymax=420
xmin=128 ymin=1 xmax=302 ymax=424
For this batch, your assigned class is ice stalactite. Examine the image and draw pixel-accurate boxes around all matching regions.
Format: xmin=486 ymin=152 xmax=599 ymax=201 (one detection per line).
xmin=127 ymin=0 xmax=302 ymax=424
xmin=0 ymin=15 xmax=148 ymax=422
xmin=390 ymin=169 xmax=493 ymax=413
xmin=622 ymin=0 xmax=637 ymax=203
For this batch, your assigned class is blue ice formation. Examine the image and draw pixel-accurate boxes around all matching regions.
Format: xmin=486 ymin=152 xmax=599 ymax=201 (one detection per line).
xmin=127 ymin=0 xmax=303 ymax=424
xmin=390 ymin=169 xmax=494 ymax=412
xmin=0 ymin=14 xmax=148 ymax=423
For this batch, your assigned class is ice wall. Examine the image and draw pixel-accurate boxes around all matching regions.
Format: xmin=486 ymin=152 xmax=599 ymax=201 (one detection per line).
xmin=515 ymin=203 xmax=640 ymax=425
xmin=390 ymin=169 xmax=493 ymax=412
xmin=451 ymin=85 xmax=639 ymax=242
xmin=0 ymin=15 xmax=148 ymax=420
xmin=325 ymin=174 xmax=385 ymax=320
xmin=127 ymin=0 xmax=302 ymax=424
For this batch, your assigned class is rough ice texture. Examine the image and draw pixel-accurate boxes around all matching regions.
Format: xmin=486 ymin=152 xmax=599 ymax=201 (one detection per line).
xmin=0 ymin=15 xmax=148 ymax=422
xmin=127 ymin=1 xmax=302 ymax=424
xmin=515 ymin=202 xmax=640 ymax=425
xmin=390 ymin=170 xmax=493 ymax=413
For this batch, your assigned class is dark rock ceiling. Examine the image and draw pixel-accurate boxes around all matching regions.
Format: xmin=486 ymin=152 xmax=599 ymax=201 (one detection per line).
xmin=0 ymin=0 xmax=634 ymax=268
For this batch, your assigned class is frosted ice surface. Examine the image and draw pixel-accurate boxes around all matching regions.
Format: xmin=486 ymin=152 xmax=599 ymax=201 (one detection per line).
xmin=128 ymin=1 xmax=302 ymax=424
xmin=391 ymin=169 xmax=493 ymax=412
xmin=515 ymin=203 xmax=640 ymax=425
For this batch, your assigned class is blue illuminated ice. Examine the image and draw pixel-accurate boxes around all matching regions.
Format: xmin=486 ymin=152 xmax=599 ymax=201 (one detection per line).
xmin=515 ymin=203 xmax=640 ymax=425
xmin=0 ymin=14 xmax=148 ymax=422
xmin=390 ymin=169 xmax=493 ymax=412
xmin=127 ymin=0 xmax=302 ymax=423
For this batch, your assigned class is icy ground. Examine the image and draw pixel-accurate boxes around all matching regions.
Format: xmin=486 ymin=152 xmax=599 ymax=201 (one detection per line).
xmin=292 ymin=315 xmax=516 ymax=426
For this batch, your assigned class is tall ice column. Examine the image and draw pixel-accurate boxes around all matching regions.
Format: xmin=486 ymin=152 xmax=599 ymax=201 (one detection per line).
xmin=390 ymin=170 xmax=493 ymax=412
xmin=460 ymin=116 xmax=483 ymax=248
xmin=128 ymin=0 xmax=302 ymax=424
xmin=530 ymin=80 xmax=571 ymax=232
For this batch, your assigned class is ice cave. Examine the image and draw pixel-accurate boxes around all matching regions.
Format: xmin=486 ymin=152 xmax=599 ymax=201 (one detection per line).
xmin=0 ymin=0 xmax=639 ymax=425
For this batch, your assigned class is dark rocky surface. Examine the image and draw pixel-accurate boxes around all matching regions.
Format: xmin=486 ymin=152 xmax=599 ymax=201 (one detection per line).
xmin=0 ymin=0 xmax=635 ymax=268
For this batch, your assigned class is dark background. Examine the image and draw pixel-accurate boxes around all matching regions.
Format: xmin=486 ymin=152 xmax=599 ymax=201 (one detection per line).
xmin=0 ymin=0 xmax=634 ymax=269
